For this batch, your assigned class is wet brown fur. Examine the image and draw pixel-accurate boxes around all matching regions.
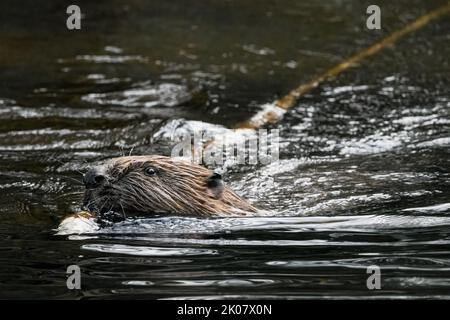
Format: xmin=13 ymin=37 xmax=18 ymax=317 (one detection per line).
xmin=83 ymin=155 xmax=257 ymax=217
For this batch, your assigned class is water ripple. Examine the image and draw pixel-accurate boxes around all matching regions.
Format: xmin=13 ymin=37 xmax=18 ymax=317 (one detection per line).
xmin=81 ymin=244 xmax=218 ymax=256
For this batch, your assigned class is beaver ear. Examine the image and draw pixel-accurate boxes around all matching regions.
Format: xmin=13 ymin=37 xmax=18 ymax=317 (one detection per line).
xmin=206 ymin=172 xmax=224 ymax=199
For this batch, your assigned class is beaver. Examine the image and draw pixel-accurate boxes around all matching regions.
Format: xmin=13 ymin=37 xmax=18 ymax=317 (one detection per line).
xmin=80 ymin=155 xmax=256 ymax=218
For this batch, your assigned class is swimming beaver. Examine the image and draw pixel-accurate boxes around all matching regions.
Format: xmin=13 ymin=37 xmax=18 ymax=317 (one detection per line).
xmin=81 ymin=155 xmax=256 ymax=217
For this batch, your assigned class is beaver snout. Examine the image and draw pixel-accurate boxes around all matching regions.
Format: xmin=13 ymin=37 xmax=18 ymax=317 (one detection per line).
xmin=83 ymin=167 xmax=107 ymax=189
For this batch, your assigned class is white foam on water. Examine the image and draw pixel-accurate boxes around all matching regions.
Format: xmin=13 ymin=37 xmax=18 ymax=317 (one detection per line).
xmin=56 ymin=215 xmax=100 ymax=235
xmin=153 ymin=118 xmax=231 ymax=140
xmin=82 ymin=83 xmax=191 ymax=107
xmin=242 ymin=44 xmax=275 ymax=55
xmin=403 ymin=203 xmax=450 ymax=213
xmin=104 ymin=46 xmax=123 ymax=54
xmin=122 ymin=280 xmax=155 ymax=286
xmin=323 ymin=85 xmax=370 ymax=96
xmin=339 ymin=131 xmax=409 ymax=155
xmin=256 ymin=157 xmax=337 ymax=176
xmin=73 ymin=55 xmax=148 ymax=63
xmin=393 ymin=115 xmax=438 ymax=126
xmin=153 ymin=118 xmax=267 ymax=172
xmin=299 ymin=193 xmax=392 ymax=215
xmin=417 ymin=137 xmax=450 ymax=148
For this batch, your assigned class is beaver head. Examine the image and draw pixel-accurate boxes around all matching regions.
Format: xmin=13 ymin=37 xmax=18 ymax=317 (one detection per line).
xmin=82 ymin=155 xmax=256 ymax=217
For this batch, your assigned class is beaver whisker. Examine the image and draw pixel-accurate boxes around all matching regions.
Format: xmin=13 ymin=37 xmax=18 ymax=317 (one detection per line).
xmin=84 ymin=195 xmax=110 ymax=213
xmin=73 ymin=168 xmax=85 ymax=177
xmin=96 ymin=197 xmax=111 ymax=214
xmin=118 ymin=201 xmax=127 ymax=219
xmin=54 ymin=158 xmax=86 ymax=177
xmin=83 ymin=198 xmax=100 ymax=211
xmin=54 ymin=191 xmax=84 ymax=200
xmin=65 ymin=176 xmax=84 ymax=185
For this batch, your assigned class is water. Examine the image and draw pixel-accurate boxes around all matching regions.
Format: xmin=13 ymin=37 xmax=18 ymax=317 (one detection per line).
xmin=0 ymin=0 xmax=450 ymax=299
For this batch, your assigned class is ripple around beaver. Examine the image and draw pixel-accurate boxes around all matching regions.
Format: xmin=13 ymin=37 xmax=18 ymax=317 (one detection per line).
xmin=58 ymin=210 xmax=450 ymax=237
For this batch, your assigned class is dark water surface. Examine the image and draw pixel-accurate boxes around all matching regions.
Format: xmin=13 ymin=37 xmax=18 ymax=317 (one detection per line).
xmin=1 ymin=0 xmax=450 ymax=299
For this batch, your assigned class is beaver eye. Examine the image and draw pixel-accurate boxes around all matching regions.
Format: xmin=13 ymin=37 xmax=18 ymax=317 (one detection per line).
xmin=144 ymin=167 xmax=157 ymax=176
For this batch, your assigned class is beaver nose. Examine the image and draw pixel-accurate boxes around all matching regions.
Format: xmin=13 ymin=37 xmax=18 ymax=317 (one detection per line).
xmin=83 ymin=168 xmax=106 ymax=189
